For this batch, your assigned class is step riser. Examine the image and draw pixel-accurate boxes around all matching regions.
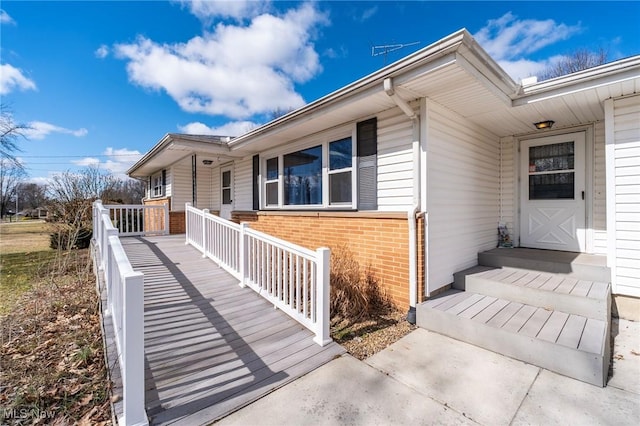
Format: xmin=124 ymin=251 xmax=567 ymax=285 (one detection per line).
xmin=417 ymin=305 xmax=609 ymax=387
xmin=465 ymin=276 xmax=611 ymax=321
xmin=478 ymin=252 xmax=611 ymax=282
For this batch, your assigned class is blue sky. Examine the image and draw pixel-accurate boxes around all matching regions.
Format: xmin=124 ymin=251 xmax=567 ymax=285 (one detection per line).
xmin=1 ymin=1 xmax=639 ymax=183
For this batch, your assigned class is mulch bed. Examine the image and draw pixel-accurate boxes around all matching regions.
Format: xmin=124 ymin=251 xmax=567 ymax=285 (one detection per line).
xmin=331 ymin=309 xmax=416 ymax=360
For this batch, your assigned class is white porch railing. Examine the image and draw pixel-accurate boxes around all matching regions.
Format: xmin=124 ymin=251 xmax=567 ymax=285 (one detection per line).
xmin=185 ymin=203 xmax=331 ymax=346
xmin=104 ymin=203 xmax=169 ymax=237
xmin=92 ymin=201 xmax=148 ymax=426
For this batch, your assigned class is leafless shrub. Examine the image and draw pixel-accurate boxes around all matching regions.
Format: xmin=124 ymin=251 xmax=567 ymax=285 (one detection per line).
xmin=330 ymin=244 xmax=393 ymax=322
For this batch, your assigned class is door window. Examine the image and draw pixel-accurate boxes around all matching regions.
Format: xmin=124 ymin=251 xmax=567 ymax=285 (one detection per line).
xmin=222 ymin=170 xmax=232 ymax=204
xmin=528 ymin=141 xmax=575 ymax=200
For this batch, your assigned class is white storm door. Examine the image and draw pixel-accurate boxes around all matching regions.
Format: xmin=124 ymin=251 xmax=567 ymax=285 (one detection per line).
xmin=220 ymin=167 xmax=233 ymax=220
xmin=520 ymin=132 xmax=586 ymax=252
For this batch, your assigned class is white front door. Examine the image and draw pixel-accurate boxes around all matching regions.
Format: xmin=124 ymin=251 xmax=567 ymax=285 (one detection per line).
xmin=220 ymin=166 xmax=233 ymax=220
xmin=520 ymin=132 xmax=586 ymax=252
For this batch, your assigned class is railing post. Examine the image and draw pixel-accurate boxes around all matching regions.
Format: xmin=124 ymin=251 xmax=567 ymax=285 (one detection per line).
xmin=92 ymin=200 xmax=101 ymax=244
xmin=202 ymin=209 xmax=209 ymax=258
xmin=121 ymin=270 xmax=148 ymax=426
xmin=103 ymin=227 xmax=118 ymax=314
xmin=313 ymin=247 xmax=332 ymax=347
xmin=185 ymin=203 xmax=191 ymax=245
xmin=238 ymin=223 xmax=248 ymax=288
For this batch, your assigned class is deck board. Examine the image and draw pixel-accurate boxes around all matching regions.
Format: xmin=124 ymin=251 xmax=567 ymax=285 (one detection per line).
xmin=537 ymin=311 xmax=569 ymax=343
xmin=458 ymin=295 xmax=497 ymax=319
xmin=121 ymin=235 xmax=344 ymax=425
xmin=501 ymin=305 xmax=537 ymax=333
xmin=472 ymin=298 xmax=510 ymax=324
xmin=486 ymin=302 xmax=523 ymax=328
xmin=578 ymin=318 xmax=606 ymax=354
xmin=556 ymin=315 xmax=587 ymax=349
xmin=518 ymin=308 xmax=552 ymax=338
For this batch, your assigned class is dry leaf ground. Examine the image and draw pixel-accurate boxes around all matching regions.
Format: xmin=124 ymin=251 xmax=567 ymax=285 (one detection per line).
xmin=1 ymin=222 xmax=111 ymax=425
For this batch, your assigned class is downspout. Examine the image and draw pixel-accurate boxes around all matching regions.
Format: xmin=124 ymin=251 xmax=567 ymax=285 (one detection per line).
xmin=384 ymin=78 xmax=420 ymax=324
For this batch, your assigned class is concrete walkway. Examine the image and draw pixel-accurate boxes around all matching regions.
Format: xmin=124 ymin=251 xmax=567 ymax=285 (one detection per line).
xmin=219 ymin=319 xmax=640 ymax=426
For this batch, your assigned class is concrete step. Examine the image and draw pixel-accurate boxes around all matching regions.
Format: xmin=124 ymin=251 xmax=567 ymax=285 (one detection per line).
xmin=416 ymin=290 xmax=610 ymax=387
xmin=454 ymin=266 xmax=611 ymax=321
xmin=478 ymin=248 xmax=610 ymax=282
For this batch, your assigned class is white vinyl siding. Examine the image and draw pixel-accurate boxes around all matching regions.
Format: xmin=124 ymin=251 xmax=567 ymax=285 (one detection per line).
xmin=593 ymin=121 xmax=607 ymax=255
xmin=211 ymin=166 xmax=221 ymax=211
xmin=426 ymin=100 xmax=500 ymax=295
xmin=196 ymin=165 xmax=213 ymax=210
xmin=608 ymin=95 xmax=640 ymax=296
xmin=377 ymin=107 xmax=415 ymax=211
xmin=499 ymin=136 xmax=517 ymax=244
xmin=234 ymin=157 xmax=253 ymax=211
xmin=171 ymin=157 xmax=192 ymax=211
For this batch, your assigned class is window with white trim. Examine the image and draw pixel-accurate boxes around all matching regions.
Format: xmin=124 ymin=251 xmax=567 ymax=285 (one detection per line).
xmin=265 ymin=157 xmax=279 ymax=206
xmin=151 ymin=171 xmax=165 ymax=198
xmin=284 ymin=145 xmax=322 ymax=206
xmin=328 ymin=137 xmax=352 ymax=204
xmin=264 ymin=137 xmax=354 ymax=208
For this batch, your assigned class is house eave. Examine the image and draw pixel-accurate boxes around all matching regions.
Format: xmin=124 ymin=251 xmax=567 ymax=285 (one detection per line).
xmin=514 ymin=55 xmax=640 ymax=106
xmin=127 ymin=133 xmax=236 ymax=177
xmin=227 ymin=29 xmax=517 ymax=152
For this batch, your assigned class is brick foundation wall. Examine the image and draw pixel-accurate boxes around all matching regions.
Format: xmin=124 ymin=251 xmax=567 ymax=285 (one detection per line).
xmin=169 ymin=212 xmax=186 ymax=234
xmin=232 ymin=210 xmax=422 ymax=310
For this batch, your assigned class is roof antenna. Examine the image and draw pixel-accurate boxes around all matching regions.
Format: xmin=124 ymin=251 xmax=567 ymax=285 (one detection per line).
xmin=372 ymin=41 xmax=420 ymax=64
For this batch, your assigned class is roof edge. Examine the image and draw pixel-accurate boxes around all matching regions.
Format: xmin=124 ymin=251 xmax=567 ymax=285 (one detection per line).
xmin=127 ymin=133 xmax=233 ymax=176
xmin=515 ymin=55 xmax=640 ymax=103
xmin=227 ymin=29 xmax=473 ymax=150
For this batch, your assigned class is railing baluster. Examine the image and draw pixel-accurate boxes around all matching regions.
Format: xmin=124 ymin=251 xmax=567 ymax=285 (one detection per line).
xmin=181 ymin=204 xmax=331 ymax=346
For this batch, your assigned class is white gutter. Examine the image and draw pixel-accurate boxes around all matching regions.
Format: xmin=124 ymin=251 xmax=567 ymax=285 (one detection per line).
xmin=384 ymin=77 xmax=420 ymax=324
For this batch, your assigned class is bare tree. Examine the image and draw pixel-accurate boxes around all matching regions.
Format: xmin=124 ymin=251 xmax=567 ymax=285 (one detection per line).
xmin=539 ymin=48 xmax=608 ymax=81
xmin=103 ymin=178 xmax=146 ymax=204
xmin=16 ymin=182 xmax=48 ymax=211
xmin=0 ymin=104 xmax=29 ymax=168
xmin=47 ymin=166 xmax=117 ymax=249
xmin=0 ymin=159 xmax=27 ymax=218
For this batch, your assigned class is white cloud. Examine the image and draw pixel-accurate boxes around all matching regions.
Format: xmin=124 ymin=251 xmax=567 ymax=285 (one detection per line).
xmin=474 ymin=12 xmax=582 ymax=81
xmin=23 ymin=121 xmax=88 ymax=140
xmin=179 ymin=0 xmax=270 ymax=21
xmin=115 ymin=3 xmax=328 ymax=119
xmin=72 ymin=147 xmax=142 ymax=177
xmin=178 ymin=120 xmax=257 ymax=136
xmin=95 ymin=44 xmax=109 ymax=59
xmin=0 ymin=9 xmax=15 ymax=25
xmin=0 ymin=63 xmax=37 ymax=95
xmin=357 ymin=6 xmax=378 ymax=23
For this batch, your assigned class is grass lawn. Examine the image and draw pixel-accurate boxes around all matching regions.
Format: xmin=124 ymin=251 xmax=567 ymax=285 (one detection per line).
xmin=0 ymin=220 xmax=55 ymax=314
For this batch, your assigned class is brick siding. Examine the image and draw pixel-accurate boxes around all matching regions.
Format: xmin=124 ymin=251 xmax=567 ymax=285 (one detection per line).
xmin=232 ymin=211 xmax=425 ymax=310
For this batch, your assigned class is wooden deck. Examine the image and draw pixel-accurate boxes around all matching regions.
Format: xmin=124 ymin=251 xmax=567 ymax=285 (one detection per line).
xmin=120 ymin=235 xmax=344 ymax=425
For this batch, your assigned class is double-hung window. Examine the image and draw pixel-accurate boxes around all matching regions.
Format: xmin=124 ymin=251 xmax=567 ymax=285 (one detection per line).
xmin=264 ymin=136 xmax=354 ymax=208
xmin=265 ymin=158 xmax=279 ymax=206
xmin=328 ymin=137 xmax=352 ymax=204
xmin=151 ymin=171 xmax=165 ymax=198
